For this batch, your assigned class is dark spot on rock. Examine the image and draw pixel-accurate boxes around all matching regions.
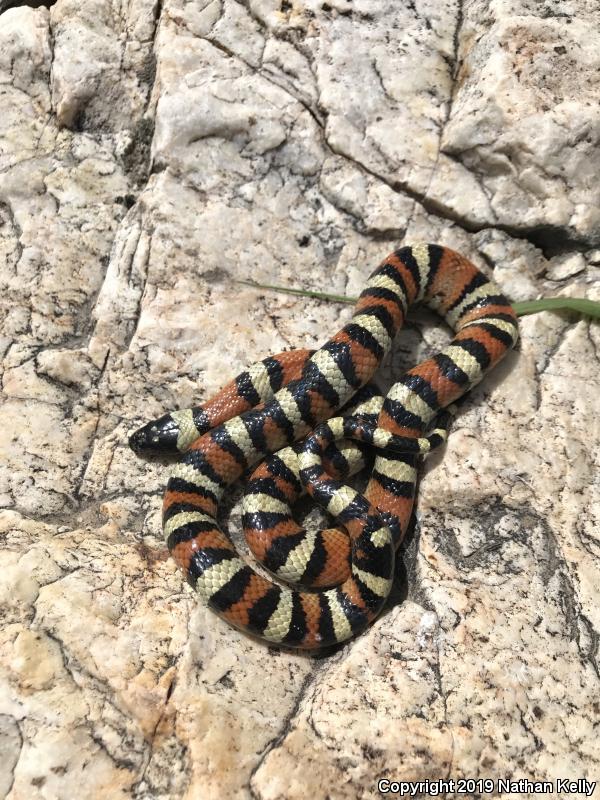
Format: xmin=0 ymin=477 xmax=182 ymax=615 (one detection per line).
xmin=554 ymin=45 xmax=567 ymax=55
xmin=121 ymin=117 xmax=156 ymax=187
xmin=135 ymin=541 xmax=170 ymax=566
xmin=72 ymin=108 xmax=87 ymax=133
xmin=138 ymin=52 xmax=156 ymax=87
xmin=361 ymin=744 xmax=383 ymax=760
xmin=0 ymin=0 xmax=56 ymax=12
xmin=218 ymin=671 xmax=234 ymax=688
xmin=115 ymin=195 xmax=136 ymax=209
xmin=200 ymin=267 xmax=229 ymax=282
xmin=298 ymin=235 xmax=310 ymax=247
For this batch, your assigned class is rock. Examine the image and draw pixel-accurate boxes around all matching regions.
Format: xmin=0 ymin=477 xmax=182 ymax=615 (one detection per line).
xmin=442 ymin=4 xmax=600 ymax=244
xmin=1 ymin=0 xmax=599 ymax=797
xmin=545 ymin=252 xmax=586 ymax=281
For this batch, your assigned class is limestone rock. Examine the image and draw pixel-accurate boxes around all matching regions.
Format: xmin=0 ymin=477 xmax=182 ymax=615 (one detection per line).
xmin=1 ymin=0 xmax=599 ymax=798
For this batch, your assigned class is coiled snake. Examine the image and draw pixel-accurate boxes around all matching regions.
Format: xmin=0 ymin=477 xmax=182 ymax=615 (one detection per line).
xmin=130 ymin=244 xmax=518 ymax=649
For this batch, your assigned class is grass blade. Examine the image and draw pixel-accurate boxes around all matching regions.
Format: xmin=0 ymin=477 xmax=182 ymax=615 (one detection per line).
xmin=236 ymin=279 xmax=355 ymax=304
xmin=512 ymin=298 xmax=600 ymax=319
xmin=236 ymin=280 xmax=600 ymax=320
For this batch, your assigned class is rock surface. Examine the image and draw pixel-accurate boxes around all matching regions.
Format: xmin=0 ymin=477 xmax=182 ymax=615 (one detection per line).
xmin=1 ymin=0 xmax=599 ymax=798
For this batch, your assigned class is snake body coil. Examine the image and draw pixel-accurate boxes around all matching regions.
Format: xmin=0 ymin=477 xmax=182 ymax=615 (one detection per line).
xmin=130 ymin=244 xmax=518 ymax=649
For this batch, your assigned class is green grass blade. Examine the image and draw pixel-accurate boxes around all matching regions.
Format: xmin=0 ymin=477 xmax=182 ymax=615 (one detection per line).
xmin=236 ymin=280 xmax=600 ymax=320
xmin=236 ymin=279 xmax=356 ymax=304
xmin=512 ymin=298 xmax=600 ymax=319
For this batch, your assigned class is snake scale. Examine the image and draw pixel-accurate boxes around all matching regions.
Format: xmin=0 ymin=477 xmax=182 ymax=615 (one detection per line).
xmin=130 ymin=244 xmax=518 ymax=650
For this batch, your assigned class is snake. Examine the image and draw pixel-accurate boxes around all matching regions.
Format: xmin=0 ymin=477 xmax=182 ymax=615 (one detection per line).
xmin=129 ymin=243 xmax=518 ymax=649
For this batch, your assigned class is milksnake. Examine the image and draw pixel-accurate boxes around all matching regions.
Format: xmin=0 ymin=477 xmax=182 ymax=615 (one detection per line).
xmin=130 ymin=244 xmax=518 ymax=649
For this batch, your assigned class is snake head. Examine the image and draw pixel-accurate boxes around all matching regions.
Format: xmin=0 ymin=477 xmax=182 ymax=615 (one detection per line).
xmin=129 ymin=414 xmax=180 ymax=456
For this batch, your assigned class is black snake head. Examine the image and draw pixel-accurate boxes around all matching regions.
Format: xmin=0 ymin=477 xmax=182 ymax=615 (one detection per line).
xmin=129 ymin=414 xmax=180 ymax=456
